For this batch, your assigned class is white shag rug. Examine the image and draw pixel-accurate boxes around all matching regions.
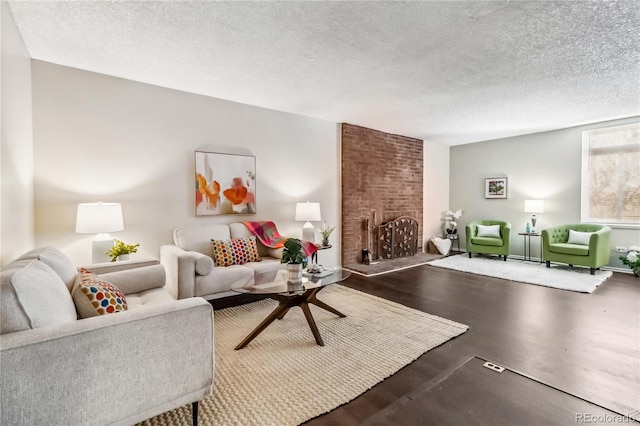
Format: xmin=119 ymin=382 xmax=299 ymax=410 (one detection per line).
xmin=428 ymin=255 xmax=612 ymax=293
xmin=140 ymin=285 xmax=468 ymax=426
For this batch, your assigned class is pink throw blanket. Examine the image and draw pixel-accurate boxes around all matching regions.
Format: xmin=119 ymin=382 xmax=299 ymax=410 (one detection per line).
xmin=243 ymin=221 xmax=317 ymax=257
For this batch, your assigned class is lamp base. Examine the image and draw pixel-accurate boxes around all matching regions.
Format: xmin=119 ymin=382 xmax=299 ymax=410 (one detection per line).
xmin=302 ymin=222 xmax=315 ymax=243
xmin=92 ymin=234 xmax=114 ymax=263
xmin=531 ymin=215 xmax=537 ymax=233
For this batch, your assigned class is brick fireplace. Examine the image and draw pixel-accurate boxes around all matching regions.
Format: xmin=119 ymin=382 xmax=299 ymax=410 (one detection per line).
xmin=341 ymin=123 xmax=423 ymax=265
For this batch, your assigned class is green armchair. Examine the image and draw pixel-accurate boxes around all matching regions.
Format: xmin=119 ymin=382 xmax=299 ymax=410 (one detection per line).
xmin=465 ymin=220 xmax=511 ymax=261
xmin=541 ymin=224 xmax=611 ymax=275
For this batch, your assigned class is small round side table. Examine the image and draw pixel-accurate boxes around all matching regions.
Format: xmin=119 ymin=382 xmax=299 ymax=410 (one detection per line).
xmin=446 ymin=234 xmax=460 ymax=255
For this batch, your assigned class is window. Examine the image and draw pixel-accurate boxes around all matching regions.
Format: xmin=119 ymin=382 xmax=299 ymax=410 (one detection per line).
xmin=581 ymin=123 xmax=640 ymax=227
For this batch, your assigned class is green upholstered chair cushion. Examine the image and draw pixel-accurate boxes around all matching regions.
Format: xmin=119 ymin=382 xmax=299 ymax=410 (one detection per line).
xmin=545 ymin=224 xmax=605 ymax=245
xmin=465 ymin=220 xmax=511 ymax=257
xmin=542 ymin=224 xmax=611 ymax=272
xmin=471 ymin=237 xmax=503 ymax=247
xmin=548 ymin=243 xmax=589 ymax=256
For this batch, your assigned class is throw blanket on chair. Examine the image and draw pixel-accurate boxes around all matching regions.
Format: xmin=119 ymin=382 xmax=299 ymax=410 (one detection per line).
xmin=243 ymin=221 xmax=318 ymax=257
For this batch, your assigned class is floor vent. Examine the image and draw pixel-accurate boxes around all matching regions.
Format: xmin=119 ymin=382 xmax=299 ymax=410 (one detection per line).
xmin=483 ymin=361 xmax=505 ymax=373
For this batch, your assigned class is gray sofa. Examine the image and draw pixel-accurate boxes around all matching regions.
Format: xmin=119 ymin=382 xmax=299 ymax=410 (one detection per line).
xmin=0 ymin=246 xmax=214 ymax=426
xmin=161 ymin=223 xmax=285 ymax=300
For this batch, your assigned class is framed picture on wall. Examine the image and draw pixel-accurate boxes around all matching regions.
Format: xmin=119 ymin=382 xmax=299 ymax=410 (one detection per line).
xmin=195 ymin=151 xmax=256 ymax=216
xmin=485 ymin=177 xmax=508 ymax=199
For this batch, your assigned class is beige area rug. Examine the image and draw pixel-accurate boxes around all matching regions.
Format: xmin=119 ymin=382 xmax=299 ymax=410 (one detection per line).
xmin=344 ymin=252 xmax=444 ymax=276
xmin=140 ymin=285 xmax=468 ymax=425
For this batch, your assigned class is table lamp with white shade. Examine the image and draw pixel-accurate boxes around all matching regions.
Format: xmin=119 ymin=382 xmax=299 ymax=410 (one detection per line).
xmin=295 ymin=201 xmax=321 ymax=243
xmin=524 ymin=200 xmax=544 ymax=232
xmin=76 ymin=202 xmax=124 ymax=263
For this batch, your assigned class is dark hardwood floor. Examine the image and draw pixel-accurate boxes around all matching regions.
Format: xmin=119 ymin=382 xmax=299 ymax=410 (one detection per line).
xmin=304 ymin=264 xmax=640 ymax=425
xmin=369 ymin=356 xmax=620 ymax=426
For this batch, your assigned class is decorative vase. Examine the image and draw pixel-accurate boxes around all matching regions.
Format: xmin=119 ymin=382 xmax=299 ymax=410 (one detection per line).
xmin=117 ymin=254 xmax=129 ymax=261
xmin=322 ymin=238 xmax=329 ymax=247
xmin=286 ymin=263 xmax=303 ymax=285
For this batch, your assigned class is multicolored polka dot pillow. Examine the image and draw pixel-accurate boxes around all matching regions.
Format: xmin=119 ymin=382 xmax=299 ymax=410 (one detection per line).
xmin=211 ymin=236 xmax=261 ymax=267
xmin=72 ymin=268 xmax=128 ymax=318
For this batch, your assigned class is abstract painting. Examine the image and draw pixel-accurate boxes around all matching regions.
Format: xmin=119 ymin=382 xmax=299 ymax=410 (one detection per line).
xmin=195 ymin=151 xmax=256 ymax=215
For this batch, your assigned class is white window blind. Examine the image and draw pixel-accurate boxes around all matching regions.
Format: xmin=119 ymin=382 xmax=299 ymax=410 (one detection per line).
xmin=581 ymin=123 xmax=640 ymax=227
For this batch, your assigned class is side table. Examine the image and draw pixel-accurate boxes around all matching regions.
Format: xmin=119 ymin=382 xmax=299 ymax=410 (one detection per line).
xmin=518 ymin=232 xmax=541 ymax=262
xmin=446 ymin=234 xmax=460 ymax=255
xmin=312 ymin=244 xmax=332 ymax=265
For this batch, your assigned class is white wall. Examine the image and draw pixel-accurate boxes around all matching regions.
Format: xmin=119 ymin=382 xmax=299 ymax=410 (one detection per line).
xmin=423 ymin=141 xmax=450 ymax=246
xmin=450 ymin=116 xmax=640 ymax=268
xmin=29 ymin=60 xmax=637 ymax=270
xmin=31 ymin=61 xmax=340 ymax=266
xmin=1 ymin=2 xmax=34 ymax=265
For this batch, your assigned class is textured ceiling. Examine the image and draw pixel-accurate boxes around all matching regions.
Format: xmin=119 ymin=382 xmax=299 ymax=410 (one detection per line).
xmin=8 ymin=1 xmax=640 ymax=145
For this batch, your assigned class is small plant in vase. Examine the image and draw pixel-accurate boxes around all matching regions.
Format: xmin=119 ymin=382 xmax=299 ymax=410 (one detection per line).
xmin=106 ymin=239 xmax=140 ymax=262
xmin=281 ymin=238 xmax=308 ymax=284
xmin=619 ymin=246 xmax=640 ymax=277
xmin=442 ymin=209 xmax=463 ymax=237
xmin=319 ymin=221 xmax=335 ymax=247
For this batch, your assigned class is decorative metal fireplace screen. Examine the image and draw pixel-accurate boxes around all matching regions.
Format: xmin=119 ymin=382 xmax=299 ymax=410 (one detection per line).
xmin=377 ymin=216 xmax=419 ymax=259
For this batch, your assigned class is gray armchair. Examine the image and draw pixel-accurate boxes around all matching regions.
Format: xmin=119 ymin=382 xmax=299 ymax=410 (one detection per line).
xmin=1 ymin=247 xmax=214 ymax=425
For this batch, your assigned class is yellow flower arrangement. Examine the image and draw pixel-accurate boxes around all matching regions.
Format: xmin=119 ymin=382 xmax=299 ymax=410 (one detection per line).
xmin=106 ymin=239 xmax=140 ymax=262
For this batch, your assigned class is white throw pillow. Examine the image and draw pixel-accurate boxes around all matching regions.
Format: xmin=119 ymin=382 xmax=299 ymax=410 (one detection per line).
xmin=567 ymin=229 xmax=593 ymax=245
xmin=476 ymin=224 xmax=501 ymax=238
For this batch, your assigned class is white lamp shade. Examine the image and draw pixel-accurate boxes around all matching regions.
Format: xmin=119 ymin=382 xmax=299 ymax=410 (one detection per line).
xmin=75 ymin=202 xmax=124 ymax=233
xmin=295 ymin=202 xmax=321 ymax=222
xmin=524 ymin=200 xmax=544 ymax=214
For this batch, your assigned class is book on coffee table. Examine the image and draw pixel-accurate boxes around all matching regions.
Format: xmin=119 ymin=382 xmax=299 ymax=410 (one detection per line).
xmin=303 ymin=269 xmax=335 ymax=278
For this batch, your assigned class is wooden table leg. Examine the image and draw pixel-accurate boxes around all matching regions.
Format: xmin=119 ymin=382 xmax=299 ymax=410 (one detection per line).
xmin=235 ymin=300 xmax=290 ymax=350
xmin=277 ymin=306 xmax=291 ymax=320
xmin=235 ymin=287 xmax=347 ymax=349
xmin=300 ymin=301 xmax=324 ymax=346
xmin=308 ymin=288 xmax=346 ymax=318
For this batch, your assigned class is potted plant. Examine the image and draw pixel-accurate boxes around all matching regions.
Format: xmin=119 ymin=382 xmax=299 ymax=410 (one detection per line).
xmin=620 ymin=246 xmax=640 ymax=277
xmin=319 ymin=221 xmax=335 ymax=247
xmin=281 ymin=238 xmax=308 ymax=284
xmin=441 ymin=209 xmax=463 ymax=237
xmin=106 ymin=239 xmax=140 ymax=262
